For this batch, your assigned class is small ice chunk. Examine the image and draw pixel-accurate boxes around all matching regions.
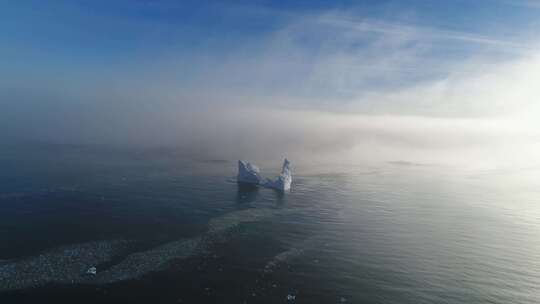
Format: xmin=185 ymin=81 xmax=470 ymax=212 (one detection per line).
xmin=263 ymin=159 xmax=292 ymax=191
xmin=86 ymin=266 xmax=97 ymax=275
xmin=237 ymin=160 xmax=262 ymax=185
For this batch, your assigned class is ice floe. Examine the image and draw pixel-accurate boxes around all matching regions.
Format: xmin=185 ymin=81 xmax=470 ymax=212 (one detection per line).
xmin=86 ymin=266 xmax=97 ymax=276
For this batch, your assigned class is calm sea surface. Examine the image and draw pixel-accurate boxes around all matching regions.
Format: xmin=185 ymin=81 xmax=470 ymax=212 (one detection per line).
xmin=0 ymin=145 xmax=539 ymax=303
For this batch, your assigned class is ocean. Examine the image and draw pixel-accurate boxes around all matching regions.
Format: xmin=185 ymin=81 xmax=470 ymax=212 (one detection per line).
xmin=0 ymin=145 xmax=539 ymax=303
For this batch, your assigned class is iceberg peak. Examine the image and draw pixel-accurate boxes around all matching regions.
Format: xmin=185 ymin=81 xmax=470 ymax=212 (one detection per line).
xmin=263 ymin=159 xmax=292 ymax=192
xmin=237 ymin=160 xmax=262 ymax=185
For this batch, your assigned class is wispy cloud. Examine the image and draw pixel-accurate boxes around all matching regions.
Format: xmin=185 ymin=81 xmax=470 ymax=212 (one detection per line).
xmin=499 ymin=0 xmax=540 ymax=8
xmin=318 ymin=15 xmax=533 ymax=51
xmin=2 ymin=4 xmax=540 ymax=168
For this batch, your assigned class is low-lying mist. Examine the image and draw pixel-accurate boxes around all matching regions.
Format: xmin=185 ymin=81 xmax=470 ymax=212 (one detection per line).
xmin=2 ymin=10 xmax=540 ymax=170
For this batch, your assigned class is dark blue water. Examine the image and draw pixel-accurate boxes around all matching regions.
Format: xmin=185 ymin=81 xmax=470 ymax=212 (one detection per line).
xmin=1 ymin=145 xmax=539 ymax=303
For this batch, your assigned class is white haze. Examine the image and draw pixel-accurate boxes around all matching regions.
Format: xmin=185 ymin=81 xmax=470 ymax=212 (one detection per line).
xmin=2 ymin=12 xmax=540 ymax=170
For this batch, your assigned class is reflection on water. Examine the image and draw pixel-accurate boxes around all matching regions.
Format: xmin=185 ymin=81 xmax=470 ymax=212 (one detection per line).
xmin=236 ymin=183 xmax=259 ymax=204
xmin=0 ymin=146 xmax=539 ymax=304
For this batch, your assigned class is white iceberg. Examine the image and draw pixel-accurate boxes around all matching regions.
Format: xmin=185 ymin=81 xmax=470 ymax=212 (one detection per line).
xmin=237 ymin=160 xmax=262 ymax=185
xmin=264 ymin=159 xmax=292 ymax=191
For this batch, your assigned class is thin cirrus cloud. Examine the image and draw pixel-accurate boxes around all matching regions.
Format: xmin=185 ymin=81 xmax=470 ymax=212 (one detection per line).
xmin=319 ymin=17 xmax=532 ymax=51
xmin=500 ymin=0 xmax=540 ymax=8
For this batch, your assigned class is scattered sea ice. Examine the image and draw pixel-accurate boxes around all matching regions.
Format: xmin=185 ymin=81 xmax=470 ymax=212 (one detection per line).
xmin=86 ymin=266 xmax=97 ymax=276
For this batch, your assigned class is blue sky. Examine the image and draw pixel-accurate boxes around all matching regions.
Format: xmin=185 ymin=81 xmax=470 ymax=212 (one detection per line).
xmin=2 ymin=0 xmax=538 ymax=71
xmin=1 ymin=0 xmax=540 ymax=166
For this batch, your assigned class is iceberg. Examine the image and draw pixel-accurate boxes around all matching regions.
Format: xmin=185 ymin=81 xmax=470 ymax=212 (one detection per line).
xmin=263 ymin=159 xmax=292 ymax=191
xmin=237 ymin=160 xmax=262 ymax=185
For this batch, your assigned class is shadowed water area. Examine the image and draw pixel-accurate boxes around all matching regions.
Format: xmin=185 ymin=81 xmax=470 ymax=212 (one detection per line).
xmin=1 ymin=145 xmax=539 ymax=303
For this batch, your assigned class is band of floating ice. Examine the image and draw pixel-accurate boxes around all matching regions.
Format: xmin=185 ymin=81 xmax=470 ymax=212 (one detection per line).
xmin=0 ymin=207 xmax=298 ymax=292
xmin=262 ymin=235 xmax=320 ymax=274
xmin=0 ymin=240 xmax=131 ymax=292
xmin=93 ymin=236 xmax=204 ymax=284
xmin=237 ymin=235 xmax=320 ymax=301
xmin=95 ymin=207 xmax=296 ymax=284
xmin=263 ymin=247 xmax=304 ymax=273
